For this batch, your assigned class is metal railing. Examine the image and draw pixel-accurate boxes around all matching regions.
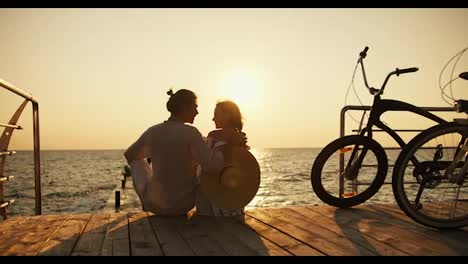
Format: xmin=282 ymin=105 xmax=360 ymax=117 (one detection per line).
xmin=0 ymin=78 xmax=41 ymax=219
xmin=339 ymin=105 xmax=455 ymax=196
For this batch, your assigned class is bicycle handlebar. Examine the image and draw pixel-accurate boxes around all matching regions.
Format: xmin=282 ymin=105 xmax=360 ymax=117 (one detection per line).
xmin=395 ymin=67 xmax=419 ymax=76
xmin=360 ymin=46 xmax=369 ymax=59
xmin=357 ymin=46 xmax=419 ymax=96
xmin=358 ymin=47 xmax=373 ymax=92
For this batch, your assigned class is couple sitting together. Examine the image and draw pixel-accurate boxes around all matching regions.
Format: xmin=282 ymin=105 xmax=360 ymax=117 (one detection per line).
xmin=124 ymin=89 xmax=260 ymax=217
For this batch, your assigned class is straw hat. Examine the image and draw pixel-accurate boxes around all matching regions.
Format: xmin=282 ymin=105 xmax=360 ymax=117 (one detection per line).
xmin=200 ymin=146 xmax=260 ymax=209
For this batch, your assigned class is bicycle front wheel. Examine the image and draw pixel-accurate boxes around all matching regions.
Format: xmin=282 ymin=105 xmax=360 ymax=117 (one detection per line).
xmin=392 ymin=122 xmax=468 ymax=229
xmin=311 ymin=135 xmax=388 ymax=208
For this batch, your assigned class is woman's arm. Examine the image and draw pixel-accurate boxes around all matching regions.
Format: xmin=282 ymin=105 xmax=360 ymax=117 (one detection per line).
xmin=208 ymin=129 xmax=247 ymax=147
xmin=190 ymin=128 xmax=224 ymax=174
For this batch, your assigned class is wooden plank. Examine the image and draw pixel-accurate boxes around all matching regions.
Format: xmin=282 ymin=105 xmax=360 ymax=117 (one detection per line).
xmin=307 ymin=205 xmax=461 ymax=256
xmin=128 ymin=212 xmax=163 ymax=256
xmin=176 ymin=215 xmax=228 ymax=256
xmin=1 ymin=215 xmax=67 ymax=255
xmin=101 ymin=212 xmax=130 ymax=256
xmin=147 ymin=214 xmax=195 ymax=256
xmin=247 ymin=208 xmax=375 ymax=256
xmin=376 ymin=202 xmax=468 ymax=236
xmin=37 ymin=214 xmax=92 ymax=256
xmin=265 ymin=207 xmax=377 ymax=255
xmin=1 ymin=214 xmax=69 ymax=256
xmin=257 ymin=235 xmax=294 ymax=256
xmin=375 ymin=202 xmax=468 ymax=232
xmin=307 ymin=205 xmax=433 ymax=256
xmin=373 ymin=203 xmax=405 ymax=214
xmin=243 ymin=214 xmax=324 ymax=256
xmin=216 ymin=216 xmax=292 ymax=256
xmin=71 ymin=213 xmax=110 ymax=256
xmin=0 ymin=216 xmax=28 ymax=232
xmin=188 ymin=215 xmax=260 ymax=256
xmin=0 ymin=216 xmax=44 ymax=255
xmin=246 ymin=209 xmax=332 ymax=256
xmin=416 ymin=202 xmax=460 ymax=219
xmin=365 ymin=204 xmax=468 ymax=254
xmin=285 ymin=206 xmax=408 ymax=256
xmin=374 ymin=202 xmax=468 ymax=223
xmin=369 ymin=204 xmax=468 ymax=238
xmin=317 ymin=203 xmax=468 ymax=254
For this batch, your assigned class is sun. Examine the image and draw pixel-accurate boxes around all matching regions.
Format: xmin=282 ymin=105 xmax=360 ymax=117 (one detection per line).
xmin=221 ymin=71 xmax=261 ymax=111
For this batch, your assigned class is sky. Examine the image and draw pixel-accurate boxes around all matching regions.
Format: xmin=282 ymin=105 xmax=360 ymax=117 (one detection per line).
xmin=0 ymin=8 xmax=467 ymax=150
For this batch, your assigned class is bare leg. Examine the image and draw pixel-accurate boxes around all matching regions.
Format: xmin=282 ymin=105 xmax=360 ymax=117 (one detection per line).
xmin=130 ymin=159 xmax=152 ymax=210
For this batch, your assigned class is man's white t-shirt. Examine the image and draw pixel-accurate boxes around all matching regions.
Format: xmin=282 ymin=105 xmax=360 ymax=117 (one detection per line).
xmin=125 ymin=120 xmax=223 ymax=215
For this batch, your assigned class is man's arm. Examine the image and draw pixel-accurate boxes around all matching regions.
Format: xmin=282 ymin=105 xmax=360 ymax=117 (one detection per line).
xmin=124 ymin=128 xmax=151 ymax=164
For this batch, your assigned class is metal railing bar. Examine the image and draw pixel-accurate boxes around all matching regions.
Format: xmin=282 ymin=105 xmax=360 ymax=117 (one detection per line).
xmin=0 ymin=77 xmax=42 ymax=216
xmin=342 ymin=146 xmax=454 ymax=151
xmin=0 ymin=123 xmax=22 ymax=129
xmin=348 ymin=182 xmax=468 ymax=188
xmin=0 ymin=176 xmax=14 ymax=182
xmin=32 ymin=102 xmax=41 ymax=215
xmin=352 ymin=129 xmax=425 ymax=132
xmin=0 ymin=78 xmax=36 ymax=103
xmin=0 ymin=151 xmax=16 ymax=156
xmin=0 ymin=200 xmax=15 ymax=209
xmin=347 ymin=182 xmax=391 ymax=186
xmin=361 ymin=164 xmax=396 ymax=167
xmin=348 ymin=181 xmax=468 ymax=188
xmin=342 ymin=105 xmax=455 ymax=113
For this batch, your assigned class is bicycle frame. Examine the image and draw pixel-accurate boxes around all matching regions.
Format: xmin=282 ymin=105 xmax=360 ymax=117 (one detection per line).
xmin=340 ymin=97 xmax=449 ymax=195
xmin=361 ymin=96 xmax=448 ymax=151
xmin=444 ymin=120 xmax=468 ymax=183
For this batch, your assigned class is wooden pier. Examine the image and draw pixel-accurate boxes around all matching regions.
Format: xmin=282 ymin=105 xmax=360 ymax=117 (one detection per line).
xmin=1 ymin=203 xmax=468 ymax=256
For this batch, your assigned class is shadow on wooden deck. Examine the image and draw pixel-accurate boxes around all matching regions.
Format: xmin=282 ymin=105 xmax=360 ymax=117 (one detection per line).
xmin=0 ymin=212 xmax=274 ymax=256
xmin=2 ymin=204 xmax=468 ymax=256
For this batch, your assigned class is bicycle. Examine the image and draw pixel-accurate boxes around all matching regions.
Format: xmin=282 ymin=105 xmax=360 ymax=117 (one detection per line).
xmin=392 ymin=71 xmax=468 ymax=229
xmin=311 ymin=47 xmax=448 ymax=208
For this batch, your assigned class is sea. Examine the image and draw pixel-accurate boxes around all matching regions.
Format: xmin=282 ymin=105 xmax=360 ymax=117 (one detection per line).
xmin=2 ymin=148 xmax=400 ymax=217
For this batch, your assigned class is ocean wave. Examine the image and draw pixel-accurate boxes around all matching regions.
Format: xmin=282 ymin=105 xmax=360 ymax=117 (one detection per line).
xmin=44 ymin=186 xmax=114 ymax=199
xmin=5 ymin=192 xmax=35 ymax=199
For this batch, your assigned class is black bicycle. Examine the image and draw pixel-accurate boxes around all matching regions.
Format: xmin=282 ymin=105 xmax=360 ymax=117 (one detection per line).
xmin=392 ymin=71 xmax=468 ymax=229
xmin=311 ymin=47 xmax=448 ymax=208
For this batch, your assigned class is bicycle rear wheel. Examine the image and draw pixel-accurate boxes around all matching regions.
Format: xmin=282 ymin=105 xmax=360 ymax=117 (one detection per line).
xmin=392 ymin=122 xmax=468 ymax=229
xmin=311 ymin=135 xmax=388 ymax=208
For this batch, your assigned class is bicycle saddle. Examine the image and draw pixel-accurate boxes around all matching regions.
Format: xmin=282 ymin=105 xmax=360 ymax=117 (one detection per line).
xmin=453 ymin=72 xmax=468 ymax=114
xmin=460 ymin=72 xmax=468 ymax=80
xmin=455 ymin=99 xmax=468 ymax=114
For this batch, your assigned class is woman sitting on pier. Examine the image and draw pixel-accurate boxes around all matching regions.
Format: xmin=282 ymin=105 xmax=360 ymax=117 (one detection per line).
xmin=196 ymin=100 xmax=260 ymax=217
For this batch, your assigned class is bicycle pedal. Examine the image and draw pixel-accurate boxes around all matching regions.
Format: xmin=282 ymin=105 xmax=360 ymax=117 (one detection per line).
xmin=340 ymin=147 xmax=353 ymax=153
xmin=342 ymin=191 xmax=358 ymax=198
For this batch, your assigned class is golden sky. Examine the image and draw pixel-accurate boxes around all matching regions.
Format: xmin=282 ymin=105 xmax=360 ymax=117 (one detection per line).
xmin=1 ymin=8 xmax=467 ymax=150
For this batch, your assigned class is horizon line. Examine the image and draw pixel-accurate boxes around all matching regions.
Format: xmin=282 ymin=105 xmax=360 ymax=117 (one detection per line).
xmin=11 ymin=146 xmax=326 ymax=151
